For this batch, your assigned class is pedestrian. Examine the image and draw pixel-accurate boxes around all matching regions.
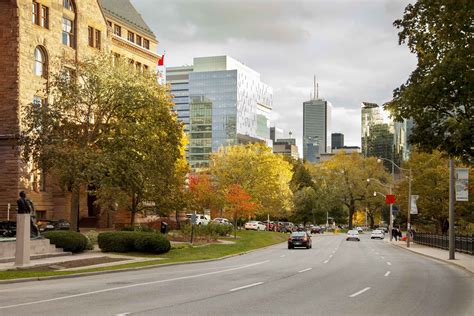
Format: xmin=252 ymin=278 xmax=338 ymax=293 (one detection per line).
xmin=392 ymin=228 xmax=398 ymax=241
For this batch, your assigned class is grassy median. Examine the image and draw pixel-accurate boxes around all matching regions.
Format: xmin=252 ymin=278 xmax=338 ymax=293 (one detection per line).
xmin=0 ymin=230 xmax=287 ymax=281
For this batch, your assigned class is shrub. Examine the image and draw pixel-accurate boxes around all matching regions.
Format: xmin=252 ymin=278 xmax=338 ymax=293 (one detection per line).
xmin=180 ymin=223 xmax=233 ymax=240
xmin=98 ymin=231 xmax=139 ymax=252
xmin=120 ymin=225 xmax=155 ymax=233
xmin=84 ymin=230 xmax=99 ymax=250
xmin=134 ymin=233 xmax=171 ymax=254
xmin=98 ymin=231 xmax=171 ymax=254
xmin=43 ymin=231 xmax=88 ymax=253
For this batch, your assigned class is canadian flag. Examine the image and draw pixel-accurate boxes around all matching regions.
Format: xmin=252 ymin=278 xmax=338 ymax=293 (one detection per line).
xmin=158 ymin=53 xmax=165 ymax=66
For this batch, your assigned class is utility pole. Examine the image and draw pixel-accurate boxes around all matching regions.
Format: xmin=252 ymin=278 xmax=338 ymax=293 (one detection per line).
xmin=449 ymin=159 xmax=455 ymax=260
xmin=407 ymin=168 xmax=412 ymax=247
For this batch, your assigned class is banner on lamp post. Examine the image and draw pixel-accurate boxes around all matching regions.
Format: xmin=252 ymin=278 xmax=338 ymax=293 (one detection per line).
xmin=455 ymin=168 xmax=469 ymax=202
xmin=410 ymin=195 xmax=419 ymax=214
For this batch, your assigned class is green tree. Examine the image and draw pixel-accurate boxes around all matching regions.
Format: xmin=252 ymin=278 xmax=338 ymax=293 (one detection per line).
xmin=386 ymin=0 xmax=473 ymax=162
xmin=292 ymin=187 xmax=317 ymax=226
xmin=210 ymin=143 xmax=293 ymax=219
xmin=322 ymin=153 xmax=390 ymax=229
xmin=394 ymin=151 xmax=473 ymax=233
xmin=20 ymin=55 xmax=185 ymax=228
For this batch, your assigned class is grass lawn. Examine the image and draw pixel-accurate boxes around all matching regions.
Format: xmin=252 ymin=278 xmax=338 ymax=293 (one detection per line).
xmin=0 ymin=230 xmax=287 ymax=281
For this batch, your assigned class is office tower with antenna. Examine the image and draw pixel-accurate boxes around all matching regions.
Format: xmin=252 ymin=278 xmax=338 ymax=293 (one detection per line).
xmin=303 ymin=76 xmax=332 ymax=163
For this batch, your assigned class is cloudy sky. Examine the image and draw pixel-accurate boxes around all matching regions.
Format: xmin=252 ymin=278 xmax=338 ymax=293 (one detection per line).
xmin=132 ymin=0 xmax=417 ymax=149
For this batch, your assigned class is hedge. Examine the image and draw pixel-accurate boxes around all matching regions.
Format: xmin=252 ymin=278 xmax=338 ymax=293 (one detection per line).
xmin=134 ymin=233 xmax=171 ymax=254
xmin=43 ymin=231 xmax=88 ymax=253
xmin=98 ymin=231 xmax=170 ymax=254
xmin=181 ymin=223 xmax=233 ymax=240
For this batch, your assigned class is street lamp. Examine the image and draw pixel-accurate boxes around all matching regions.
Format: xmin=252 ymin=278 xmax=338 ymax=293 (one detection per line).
xmin=377 ymin=158 xmax=413 ymax=248
xmin=368 ymin=178 xmax=393 ymax=241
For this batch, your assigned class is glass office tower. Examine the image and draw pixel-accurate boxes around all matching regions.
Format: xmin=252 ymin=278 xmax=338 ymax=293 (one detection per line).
xmin=186 ymin=56 xmax=272 ymax=170
xmin=303 ymin=98 xmax=332 ymax=163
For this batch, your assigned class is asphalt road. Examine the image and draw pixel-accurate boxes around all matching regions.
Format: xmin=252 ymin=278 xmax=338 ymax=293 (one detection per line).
xmin=0 ymin=233 xmax=473 ymax=316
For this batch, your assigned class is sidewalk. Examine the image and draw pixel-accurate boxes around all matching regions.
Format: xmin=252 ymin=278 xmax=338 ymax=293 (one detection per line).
xmin=388 ymin=239 xmax=474 ymax=274
xmin=0 ymin=247 xmax=162 ymax=272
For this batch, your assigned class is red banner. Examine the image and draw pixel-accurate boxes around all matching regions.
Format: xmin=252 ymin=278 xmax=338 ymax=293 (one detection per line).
xmin=385 ymin=194 xmax=396 ymax=204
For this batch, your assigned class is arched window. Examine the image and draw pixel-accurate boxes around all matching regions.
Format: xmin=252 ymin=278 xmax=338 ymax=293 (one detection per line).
xmin=34 ymin=46 xmax=47 ymax=78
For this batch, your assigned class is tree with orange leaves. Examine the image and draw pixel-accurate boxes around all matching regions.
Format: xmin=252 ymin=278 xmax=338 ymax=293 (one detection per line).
xmin=225 ymin=184 xmax=259 ymax=238
xmin=187 ymin=173 xmax=223 ymax=214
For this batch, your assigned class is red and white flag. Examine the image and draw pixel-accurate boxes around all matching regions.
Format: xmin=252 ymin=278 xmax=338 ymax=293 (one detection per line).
xmin=158 ymin=53 xmax=165 ymax=66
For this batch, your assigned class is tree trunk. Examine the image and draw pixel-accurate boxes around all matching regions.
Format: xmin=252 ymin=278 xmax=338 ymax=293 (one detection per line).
xmin=70 ymin=186 xmax=80 ymax=232
xmin=368 ymin=213 xmax=375 ymax=229
xmin=348 ymin=201 xmax=355 ymax=229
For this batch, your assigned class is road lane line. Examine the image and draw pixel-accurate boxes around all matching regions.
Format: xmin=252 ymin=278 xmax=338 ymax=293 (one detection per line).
xmin=349 ymin=287 xmax=371 ymax=298
xmin=0 ymin=260 xmax=270 ymax=310
xmin=329 ymin=254 xmax=333 ymax=258
xmin=323 ymin=260 xmax=329 ymax=264
xmin=387 ymin=262 xmax=392 ymax=266
xmin=115 ymin=313 xmax=131 ymax=316
xmin=280 ymin=255 xmax=286 ymax=258
xmin=384 ymin=271 xmax=391 ymax=277
xmin=229 ymin=282 xmax=263 ymax=292
xmin=381 ymin=256 xmax=385 ymax=259
xmin=298 ymin=268 xmax=312 ymax=273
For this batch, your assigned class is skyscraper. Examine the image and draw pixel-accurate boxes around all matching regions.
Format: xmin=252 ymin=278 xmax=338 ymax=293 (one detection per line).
xmin=303 ymin=78 xmax=331 ymax=163
xmin=361 ymin=102 xmax=395 ymax=170
xmin=171 ymin=56 xmax=272 ymax=171
xmin=331 ymin=133 xmax=344 ymax=150
xmin=166 ymin=66 xmax=193 ymax=134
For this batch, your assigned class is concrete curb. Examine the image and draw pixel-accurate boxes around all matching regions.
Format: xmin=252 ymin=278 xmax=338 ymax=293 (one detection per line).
xmin=388 ymin=242 xmax=474 ymax=275
xmin=0 ymin=241 xmax=285 ymax=284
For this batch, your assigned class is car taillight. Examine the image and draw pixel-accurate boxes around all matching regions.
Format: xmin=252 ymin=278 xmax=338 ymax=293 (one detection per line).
xmin=288 ymin=237 xmax=292 ymax=241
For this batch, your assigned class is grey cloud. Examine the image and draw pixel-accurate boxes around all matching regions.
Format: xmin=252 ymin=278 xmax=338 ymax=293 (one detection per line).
xmin=132 ymin=0 xmax=417 ymax=148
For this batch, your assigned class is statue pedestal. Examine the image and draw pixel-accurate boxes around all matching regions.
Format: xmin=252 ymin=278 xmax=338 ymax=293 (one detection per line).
xmin=15 ymin=214 xmax=31 ymax=266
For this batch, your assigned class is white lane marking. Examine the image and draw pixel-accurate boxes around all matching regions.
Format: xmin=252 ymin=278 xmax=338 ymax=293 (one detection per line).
xmin=0 ymin=260 xmax=270 ymax=310
xmin=115 ymin=313 xmax=131 ymax=316
xmin=280 ymin=255 xmax=286 ymax=258
xmin=381 ymin=256 xmax=385 ymax=259
xmin=349 ymin=287 xmax=371 ymax=298
xmin=329 ymin=254 xmax=333 ymax=258
xmin=229 ymin=282 xmax=264 ymax=292
xmin=387 ymin=262 xmax=392 ymax=266
xmin=332 ymin=250 xmax=336 ymax=254
xmin=384 ymin=271 xmax=391 ymax=277
xmin=323 ymin=260 xmax=329 ymax=264
xmin=298 ymin=268 xmax=312 ymax=273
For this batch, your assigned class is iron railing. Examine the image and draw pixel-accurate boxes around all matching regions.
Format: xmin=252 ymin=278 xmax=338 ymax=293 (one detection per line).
xmin=413 ymin=232 xmax=473 ymax=255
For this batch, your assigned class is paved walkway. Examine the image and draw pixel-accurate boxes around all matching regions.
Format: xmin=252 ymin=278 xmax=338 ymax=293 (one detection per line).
xmin=387 ymin=239 xmax=473 ymax=274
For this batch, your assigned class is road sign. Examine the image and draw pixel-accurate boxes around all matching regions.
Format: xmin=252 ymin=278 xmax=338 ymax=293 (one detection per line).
xmin=385 ymin=194 xmax=396 ymax=204
xmin=191 ymin=212 xmax=197 ymax=224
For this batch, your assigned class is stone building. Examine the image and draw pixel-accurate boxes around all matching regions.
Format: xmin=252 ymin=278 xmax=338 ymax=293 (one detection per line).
xmin=0 ymin=0 xmax=160 ymax=228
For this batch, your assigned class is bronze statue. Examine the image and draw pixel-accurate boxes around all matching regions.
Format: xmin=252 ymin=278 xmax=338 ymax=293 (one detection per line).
xmin=16 ymin=191 xmax=40 ymax=237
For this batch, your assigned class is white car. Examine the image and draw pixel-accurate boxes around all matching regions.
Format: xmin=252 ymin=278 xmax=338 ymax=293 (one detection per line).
xmin=370 ymin=230 xmax=385 ymax=239
xmin=346 ymin=230 xmax=360 ymax=241
xmin=244 ymin=221 xmax=266 ymax=231
xmin=185 ymin=213 xmax=210 ymax=225
xmin=356 ymin=226 xmax=364 ymax=233
xmin=212 ymin=218 xmax=232 ymax=225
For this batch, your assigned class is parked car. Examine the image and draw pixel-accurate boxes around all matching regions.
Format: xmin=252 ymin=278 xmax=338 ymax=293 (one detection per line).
xmin=280 ymin=222 xmax=296 ymax=233
xmin=370 ymin=229 xmax=385 ymax=240
xmin=346 ymin=230 xmax=360 ymax=241
xmin=212 ymin=218 xmax=232 ymax=225
xmin=55 ymin=219 xmax=70 ymax=230
xmin=185 ymin=214 xmax=211 ymax=225
xmin=288 ymin=231 xmax=312 ymax=249
xmin=244 ymin=221 xmax=266 ymax=231
xmin=0 ymin=221 xmax=16 ymax=237
xmin=356 ymin=226 xmax=364 ymax=233
xmin=377 ymin=226 xmax=389 ymax=233
xmin=262 ymin=220 xmax=276 ymax=231
xmin=37 ymin=220 xmax=56 ymax=232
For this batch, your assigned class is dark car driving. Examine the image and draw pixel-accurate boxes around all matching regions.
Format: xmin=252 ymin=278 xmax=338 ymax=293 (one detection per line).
xmin=288 ymin=231 xmax=312 ymax=249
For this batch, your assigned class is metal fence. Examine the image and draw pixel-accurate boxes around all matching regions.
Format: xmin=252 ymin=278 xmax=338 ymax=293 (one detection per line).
xmin=413 ymin=232 xmax=473 ymax=255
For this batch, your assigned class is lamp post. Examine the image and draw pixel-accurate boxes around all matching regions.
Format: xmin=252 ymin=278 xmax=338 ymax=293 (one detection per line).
xmin=377 ymin=158 xmax=413 ymax=248
xmin=370 ymin=182 xmax=392 ymax=241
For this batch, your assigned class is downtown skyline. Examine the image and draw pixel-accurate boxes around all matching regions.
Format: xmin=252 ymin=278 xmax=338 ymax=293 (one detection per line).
xmin=132 ymin=0 xmax=417 ymax=150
